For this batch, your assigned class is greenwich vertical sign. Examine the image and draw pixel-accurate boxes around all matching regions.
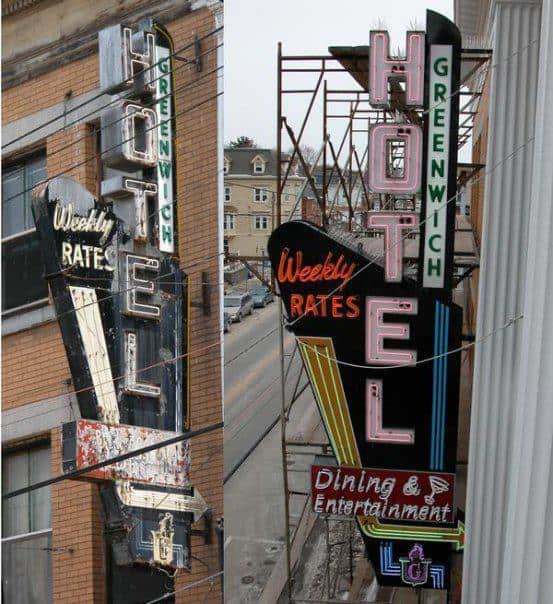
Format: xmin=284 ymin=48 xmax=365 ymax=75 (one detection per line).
xmin=155 ymin=42 xmax=175 ymax=253
xmin=33 ymin=20 xmax=196 ymax=571
xmin=420 ymin=16 xmax=461 ymax=291
xmin=269 ymin=10 xmax=462 ymax=591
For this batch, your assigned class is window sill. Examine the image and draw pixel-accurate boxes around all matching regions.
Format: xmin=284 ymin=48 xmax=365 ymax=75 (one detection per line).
xmin=2 ymin=298 xmax=54 ymax=336
xmin=1 ymin=528 xmax=52 ymax=544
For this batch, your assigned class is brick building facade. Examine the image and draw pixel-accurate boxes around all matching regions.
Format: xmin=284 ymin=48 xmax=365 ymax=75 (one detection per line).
xmin=2 ymin=1 xmax=223 ymax=602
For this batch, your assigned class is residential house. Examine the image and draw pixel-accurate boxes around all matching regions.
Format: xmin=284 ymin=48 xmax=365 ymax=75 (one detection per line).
xmin=223 ymin=147 xmax=305 ymax=258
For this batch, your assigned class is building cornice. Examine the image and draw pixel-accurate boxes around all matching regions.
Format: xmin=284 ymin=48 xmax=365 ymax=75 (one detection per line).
xmin=2 ymin=0 xmax=195 ymax=90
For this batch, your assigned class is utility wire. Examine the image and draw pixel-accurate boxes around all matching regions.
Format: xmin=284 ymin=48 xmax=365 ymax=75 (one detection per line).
xmin=300 ymin=313 xmax=523 ymax=371
xmin=13 ymin=136 xmax=534 ymax=410
xmin=4 ymin=24 xmax=223 ymax=150
xmin=12 ymin=331 xmax=220 ymax=404
xmin=4 ymin=85 xmax=224 ymax=206
xmin=9 ymin=32 xmax=530 ymax=207
xmin=2 ymin=420 xmax=223 ymax=500
xmin=40 ymin=248 xmax=224 ymax=326
xmin=287 ymin=135 xmax=536 ymax=327
xmin=21 ymin=134 xmax=532 ymax=401
xmin=32 ymin=49 xmax=223 ymax=168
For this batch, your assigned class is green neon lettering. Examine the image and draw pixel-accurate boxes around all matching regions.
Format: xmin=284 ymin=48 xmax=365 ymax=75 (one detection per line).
xmin=159 ymin=140 xmax=170 ymax=157
xmin=427 ymin=258 xmax=441 ymax=276
xmin=159 ymin=162 xmax=171 ymax=178
xmin=434 ymin=57 xmax=449 ymax=76
xmin=428 ymin=184 xmax=445 ymax=203
xmin=429 ymin=234 xmax=441 ymax=252
xmin=161 ymin=225 xmax=173 ymax=242
xmin=431 ymin=159 xmax=444 ymax=178
xmin=433 ymin=133 xmax=444 ymax=152
xmin=434 ymin=82 xmax=447 ymax=101
xmin=433 ymin=107 xmax=445 ymax=127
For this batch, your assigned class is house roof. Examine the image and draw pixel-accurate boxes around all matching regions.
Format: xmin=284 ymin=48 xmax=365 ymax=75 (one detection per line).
xmin=225 ymin=148 xmax=291 ymax=176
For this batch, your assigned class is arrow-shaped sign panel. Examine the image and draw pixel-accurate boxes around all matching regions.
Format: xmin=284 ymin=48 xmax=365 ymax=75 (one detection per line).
xmin=268 ymin=220 xmax=463 ymax=588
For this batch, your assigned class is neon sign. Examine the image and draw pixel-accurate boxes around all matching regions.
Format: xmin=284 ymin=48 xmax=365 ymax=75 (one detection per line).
xmin=269 ymin=9 xmax=462 ymax=591
xmin=34 ymin=20 xmax=190 ymax=571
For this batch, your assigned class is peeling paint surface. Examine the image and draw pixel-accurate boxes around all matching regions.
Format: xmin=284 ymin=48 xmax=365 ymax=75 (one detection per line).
xmin=75 ymin=419 xmax=190 ymax=488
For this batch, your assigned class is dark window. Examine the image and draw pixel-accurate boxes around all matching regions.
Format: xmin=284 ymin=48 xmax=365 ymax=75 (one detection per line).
xmin=2 ymin=153 xmax=46 ymax=238
xmin=2 ymin=444 xmax=52 ymax=604
xmin=2 ymin=152 xmax=49 ymax=312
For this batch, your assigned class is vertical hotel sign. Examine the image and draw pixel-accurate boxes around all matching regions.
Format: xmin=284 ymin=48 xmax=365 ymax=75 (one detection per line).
xmin=269 ymin=10 xmax=463 ymax=591
xmin=33 ymin=21 xmax=196 ymax=571
xmin=155 ymin=43 xmax=175 ymax=253
xmin=420 ymin=19 xmax=461 ymax=291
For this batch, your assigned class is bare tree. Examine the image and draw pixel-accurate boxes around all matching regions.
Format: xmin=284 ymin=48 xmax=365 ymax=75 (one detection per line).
xmin=286 ymin=144 xmax=318 ymax=173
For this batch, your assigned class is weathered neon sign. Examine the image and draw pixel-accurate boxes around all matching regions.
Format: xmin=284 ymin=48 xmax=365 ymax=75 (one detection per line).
xmin=34 ymin=20 xmax=191 ymax=572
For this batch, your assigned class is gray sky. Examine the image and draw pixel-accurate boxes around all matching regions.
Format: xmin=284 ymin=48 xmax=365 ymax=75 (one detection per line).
xmin=225 ymin=0 xmax=454 ymax=152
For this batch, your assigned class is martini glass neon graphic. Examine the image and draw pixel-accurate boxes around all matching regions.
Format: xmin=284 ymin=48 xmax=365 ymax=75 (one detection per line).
xmin=424 ymin=475 xmax=450 ymax=505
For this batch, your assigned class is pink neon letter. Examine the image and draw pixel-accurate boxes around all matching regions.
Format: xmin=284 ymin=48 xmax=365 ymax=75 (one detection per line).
xmin=369 ymin=31 xmax=425 ymax=107
xmin=368 ymin=213 xmax=419 ymax=282
xmin=366 ymin=379 xmax=415 ymax=444
xmin=369 ymin=123 xmax=422 ymax=194
xmin=366 ymin=297 xmax=417 ymax=365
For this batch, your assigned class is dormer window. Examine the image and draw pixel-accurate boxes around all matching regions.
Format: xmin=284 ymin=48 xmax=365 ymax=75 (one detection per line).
xmin=251 ymin=154 xmax=266 ymax=175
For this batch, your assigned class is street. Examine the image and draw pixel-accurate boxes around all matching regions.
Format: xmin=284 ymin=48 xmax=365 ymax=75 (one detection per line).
xmin=224 ymin=300 xmax=296 ymax=477
xmin=223 ymin=294 xmax=324 ymax=602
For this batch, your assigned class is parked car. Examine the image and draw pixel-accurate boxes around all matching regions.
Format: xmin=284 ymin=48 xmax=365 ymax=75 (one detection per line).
xmin=224 ymin=293 xmax=254 ymax=322
xmin=250 ymin=285 xmax=274 ymax=308
xmin=223 ymin=312 xmax=232 ymax=333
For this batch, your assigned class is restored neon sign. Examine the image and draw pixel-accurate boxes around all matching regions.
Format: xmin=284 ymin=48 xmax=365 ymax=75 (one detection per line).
xmin=422 ymin=46 xmax=454 ymax=287
xmin=269 ymin=9 xmax=462 ymax=590
xmin=311 ymin=465 xmax=454 ymax=523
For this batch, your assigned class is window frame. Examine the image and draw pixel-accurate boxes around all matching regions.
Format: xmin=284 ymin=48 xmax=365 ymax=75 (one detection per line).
xmin=224 ymin=213 xmax=236 ymax=231
xmin=254 ymin=215 xmax=269 ymax=230
xmin=2 ymin=151 xmax=50 ymax=316
xmin=224 ymin=186 xmax=231 ymax=202
xmin=2 ymin=440 xmax=51 ymax=540
xmin=2 ymin=151 xmax=47 ymax=241
xmin=254 ymin=188 xmax=268 ymax=203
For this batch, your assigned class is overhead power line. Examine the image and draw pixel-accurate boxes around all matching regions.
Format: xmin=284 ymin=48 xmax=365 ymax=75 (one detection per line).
xmin=34 ymin=48 xmax=223 ymax=167
xmin=287 ymin=135 xmax=536 ymax=328
xmin=4 ymin=24 xmax=223 ymax=150
xmin=2 ymin=420 xmax=223 ymax=500
xmin=4 ymin=127 xmax=534 ymax=415
xmin=4 ymin=84 xmax=224 ymax=205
